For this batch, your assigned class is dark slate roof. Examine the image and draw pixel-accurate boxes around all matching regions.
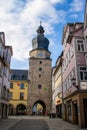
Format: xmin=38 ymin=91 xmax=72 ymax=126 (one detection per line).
xmin=11 ymin=69 xmax=28 ymax=81
xmin=32 ymin=25 xmax=49 ymax=51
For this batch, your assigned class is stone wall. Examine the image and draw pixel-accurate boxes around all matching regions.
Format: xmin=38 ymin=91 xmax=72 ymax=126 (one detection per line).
xmin=28 ymin=57 xmax=52 ymax=115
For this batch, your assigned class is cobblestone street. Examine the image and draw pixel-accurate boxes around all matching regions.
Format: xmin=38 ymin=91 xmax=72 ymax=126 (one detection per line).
xmin=8 ymin=119 xmax=49 ymax=130
xmin=0 ymin=116 xmax=87 ymax=130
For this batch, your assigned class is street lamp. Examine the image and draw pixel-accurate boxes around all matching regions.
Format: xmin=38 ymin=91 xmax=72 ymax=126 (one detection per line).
xmin=71 ymin=77 xmax=79 ymax=89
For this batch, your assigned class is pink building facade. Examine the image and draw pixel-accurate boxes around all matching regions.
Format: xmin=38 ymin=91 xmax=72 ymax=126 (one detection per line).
xmin=62 ymin=3 xmax=87 ymax=127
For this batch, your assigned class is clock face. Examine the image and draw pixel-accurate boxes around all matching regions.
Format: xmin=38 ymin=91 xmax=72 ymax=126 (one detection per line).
xmin=38 ymin=52 xmax=44 ymax=57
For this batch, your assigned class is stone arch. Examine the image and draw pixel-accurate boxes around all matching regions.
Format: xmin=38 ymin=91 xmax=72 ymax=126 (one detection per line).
xmin=32 ymin=100 xmax=46 ymax=115
xmin=8 ymin=104 xmax=14 ymax=115
xmin=16 ymin=104 xmax=27 ymax=115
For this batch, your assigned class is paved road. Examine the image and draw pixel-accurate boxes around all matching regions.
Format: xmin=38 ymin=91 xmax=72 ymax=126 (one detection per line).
xmin=8 ymin=119 xmax=49 ymax=130
xmin=0 ymin=116 xmax=87 ymax=130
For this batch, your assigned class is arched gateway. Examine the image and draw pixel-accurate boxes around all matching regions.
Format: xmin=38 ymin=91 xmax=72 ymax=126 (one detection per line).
xmin=28 ymin=24 xmax=52 ymax=115
xmin=16 ymin=104 xmax=27 ymax=115
xmin=32 ymin=100 xmax=46 ymax=115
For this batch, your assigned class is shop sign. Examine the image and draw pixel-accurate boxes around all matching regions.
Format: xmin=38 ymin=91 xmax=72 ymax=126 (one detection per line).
xmin=57 ymin=100 xmax=60 ymax=104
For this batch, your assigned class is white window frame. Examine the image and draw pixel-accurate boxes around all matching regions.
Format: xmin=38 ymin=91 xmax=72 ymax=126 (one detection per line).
xmin=76 ymin=39 xmax=85 ymax=52
xmin=79 ymin=66 xmax=87 ymax=81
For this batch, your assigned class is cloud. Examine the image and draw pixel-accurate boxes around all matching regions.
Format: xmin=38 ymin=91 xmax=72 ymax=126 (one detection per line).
xmin=70 ymin=13 xmax=78 ymax=19
xmin=70 ymin=0 xmax=84 ymax=12
xmin=0 ymin=0 xmax=66 ymax=63
xmin=50 ymin=0 xmax=65 ymax=4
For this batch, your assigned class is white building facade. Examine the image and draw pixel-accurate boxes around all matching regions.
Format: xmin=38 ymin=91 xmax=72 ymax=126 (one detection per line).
xmin=0 ymin=32 xmax=13 ymax=118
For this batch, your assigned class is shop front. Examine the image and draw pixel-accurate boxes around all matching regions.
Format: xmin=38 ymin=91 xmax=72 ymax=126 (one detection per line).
xmin=55 ymin=98 xmax=62 ymax=118
xmin=63 ymin=92 xmax=87 ymax=128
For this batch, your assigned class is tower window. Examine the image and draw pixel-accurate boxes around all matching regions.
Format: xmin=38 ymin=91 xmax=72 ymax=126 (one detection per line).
xmin=39 ymin=68 xmax=42 ymax=71
xmin=38 ymin=85 xmax=42 ymax=89
xmin=39 ymin=61 xmax=42 ymax=64
xmin=39 ymin=74 xmax=41 ymax=78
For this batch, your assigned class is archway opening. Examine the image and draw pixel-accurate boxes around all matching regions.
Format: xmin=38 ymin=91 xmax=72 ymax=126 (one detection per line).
xmin=32 ymin=100 xmax=46 ymax=116
xmin=16 ymin=104 xmax=27 ymax=115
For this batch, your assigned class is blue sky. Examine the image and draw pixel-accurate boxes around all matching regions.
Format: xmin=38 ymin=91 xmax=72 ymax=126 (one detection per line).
xmin=0 ymin=0 xmax=86 ymax=69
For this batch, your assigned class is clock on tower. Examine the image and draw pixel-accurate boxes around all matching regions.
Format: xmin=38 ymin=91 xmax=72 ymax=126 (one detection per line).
xmin=38 ymin=51 xmax=44 ymax=57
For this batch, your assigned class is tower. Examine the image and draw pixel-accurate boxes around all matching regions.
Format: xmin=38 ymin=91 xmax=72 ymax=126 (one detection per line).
xmin=28 ymin=23 xmax=52 ymax=115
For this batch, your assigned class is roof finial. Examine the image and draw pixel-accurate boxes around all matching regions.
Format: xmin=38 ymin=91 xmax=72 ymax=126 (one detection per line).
xmin=40 ymin=21 xmax=42 ymax=26
xmin=37 ymin=21 xmax=44 ymax=34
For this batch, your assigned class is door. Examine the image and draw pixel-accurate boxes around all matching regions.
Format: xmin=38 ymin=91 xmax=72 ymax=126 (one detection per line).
xmin=74 ymin=103 xmax=78 ymax=125
xmin=84 ymin=99 xmax=87 ymax=127
xmin=67 ymin=104 xmax=72 ymax=122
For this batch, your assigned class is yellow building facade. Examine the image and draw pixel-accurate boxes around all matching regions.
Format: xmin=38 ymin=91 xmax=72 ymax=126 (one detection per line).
xmin=9 ymin=70 xmax=28 ymax=115
xmin=52 ymin=53 xmax=63 ymax=118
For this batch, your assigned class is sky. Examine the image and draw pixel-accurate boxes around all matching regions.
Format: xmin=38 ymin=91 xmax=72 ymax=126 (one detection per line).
xmin=0 ymin=0 xmax=86 ymax=70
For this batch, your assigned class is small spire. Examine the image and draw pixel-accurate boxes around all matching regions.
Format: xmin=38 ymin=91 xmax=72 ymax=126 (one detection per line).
xmin=37 ymin=21 xmax=44 ymax=35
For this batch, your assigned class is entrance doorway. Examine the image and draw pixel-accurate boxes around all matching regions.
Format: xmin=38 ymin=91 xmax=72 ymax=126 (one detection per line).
xmin=32 ymin=100 xmax=46 ymax=116
xmin=73 ymin=101 xmax=78 ymax=125
xmin=16 ymin=104 xmax=27 ymax=115
xmin=83 ymin=99 xmax=87 ymax=127
xmin=56 ymin=104 xmax=62 ymax=118
xmin=67 ymin=103 xmax=72 ymax=122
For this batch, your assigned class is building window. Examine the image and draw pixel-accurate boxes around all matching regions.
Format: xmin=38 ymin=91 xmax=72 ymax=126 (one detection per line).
xmin=39 ymin=74 xmax=41 ymax=78
xmin=63 ymin=82 xmax=66 ymax=93
xmin=7 ymin=90 xmax=9 ymax=100
xmin=67 ymin=78 xmax=69 ymax=89
xmin=0 ymin=69 xmax=2 ymax=77
xmin=20 ymin=83 xmax=24 ymax=89
xmin=10 ymin=83 xmax=13 ymax=89
xmin=11 ymin=74 xmax=15 ymax=80
xmin=76 ymin=39 xmax=84 ymax=52
xmin=19 ymin=74 xmax=24 ymax=79
xmin=3 ymin=67 xmax=7 ymax=77
xmin=79 ymin=66 xmax=87 ymax=80
xmin=38 ymin=85 xmax=42 ymax=89
xmin=0 ymin=46 xmax=3 ymax=57
xmin=2 ymin=86 xmax=6 ymax=98
xmin=20 ymin=92 xmax=24 ymax=100
xmin=39 ymin=68 xmax=42 ymax=71
xmin=9 ymin=92 xmax=12 ymax=99
xmin=39 ymin=61 xmax=42 ymax=64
